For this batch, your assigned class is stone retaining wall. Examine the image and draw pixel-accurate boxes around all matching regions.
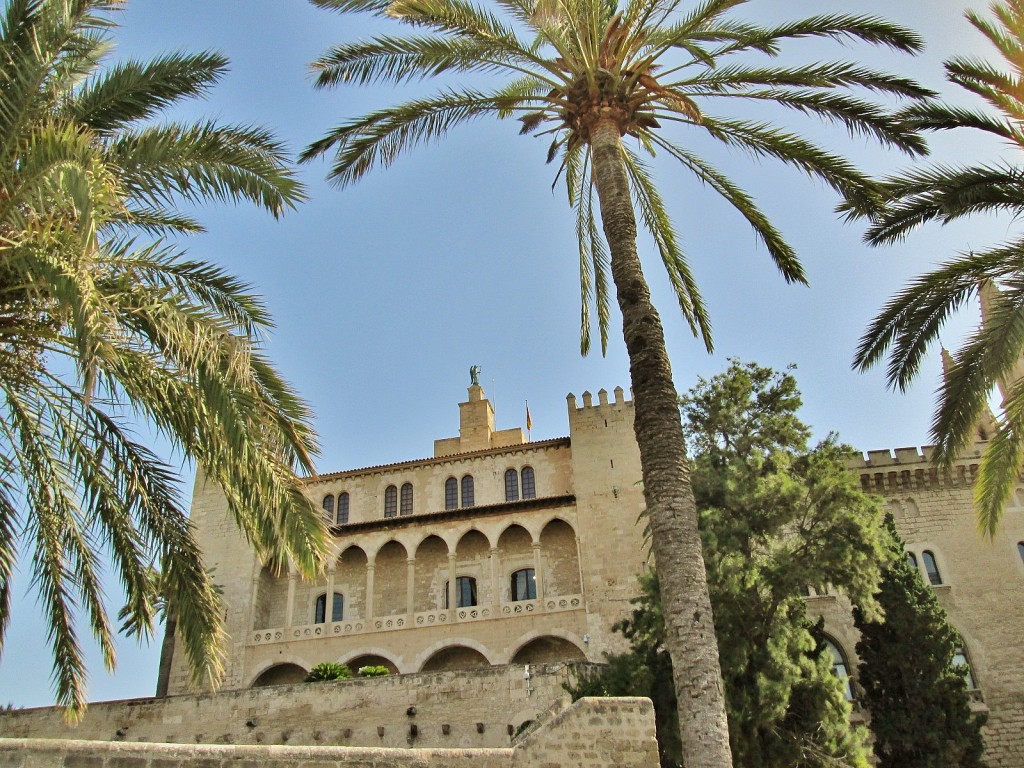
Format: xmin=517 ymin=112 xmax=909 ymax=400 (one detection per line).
xmin=0 ymin=663 xmax=592 ymax=750
xmin=0 ymin=697 xmax=658 ymax=768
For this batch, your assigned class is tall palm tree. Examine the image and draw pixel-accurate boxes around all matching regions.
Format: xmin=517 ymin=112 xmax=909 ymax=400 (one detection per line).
xmin=303 ymin=0 xmax=929 ymax=764
xmin=852 ymin=0 xmax=1024 ymax=539
xmin=0 ymin=0 xmax=326 ymax=716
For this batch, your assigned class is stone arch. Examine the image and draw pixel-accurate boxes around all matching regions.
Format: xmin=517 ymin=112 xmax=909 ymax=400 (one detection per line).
xmin=497 ymin=524 xmax=535 ymax=602
xmin=343 ymin=652 xmax=400 ymax=675
xmin=453 ymin=529 xmax=491 ymax=606
xmin=539 ymin=518 xmax=581 ymax=596
xmin=416 ymin=637 xmax=496 ymax=671
xmin=420 ymin=644 xmax=492 ymax=673
xmin=251 ymin=662 xmax=308 ymax=688
xmin=253 ymin=563 xmax=287 ymax=630
xmin=336 ymin=545 xmax=368 ymax=621
xmin=373 ymin=539 xmax=408 ymax=616
xmin=509 ymin=631 xmax=587 ymax=665
xmin=414 ymin=534 xmax=449 ymax=612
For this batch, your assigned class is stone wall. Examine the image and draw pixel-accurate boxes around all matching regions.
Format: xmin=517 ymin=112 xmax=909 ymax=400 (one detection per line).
xmin=846 ymin=446 xmax=1024 ymax=767
xmin=0 ymin=664 xmax=588 ymax=750
xmin=0 ymin=697 xmax=659 ymax=768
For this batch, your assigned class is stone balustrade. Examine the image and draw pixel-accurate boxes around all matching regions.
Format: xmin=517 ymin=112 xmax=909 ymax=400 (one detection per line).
xmin=251 ymin=595 xmax=583 ymax=647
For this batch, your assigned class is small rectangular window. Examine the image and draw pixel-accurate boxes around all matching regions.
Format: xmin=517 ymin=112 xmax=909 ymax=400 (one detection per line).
xmin=511 ymin=568 xmax=536 ymax=601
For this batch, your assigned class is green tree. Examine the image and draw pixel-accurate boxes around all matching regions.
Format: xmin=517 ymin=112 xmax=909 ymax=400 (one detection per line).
xmin=853 ymin=519 xmax=986 ymax=767
xmin=574 ymin=361 xmax=887 ymax=767
xmin=303 ymin=1 xmax=929 ymax=763
xmin=0 ymin=0 xmax=324 ymax=716
xmin=685 ymin=361 xmax=885 ymax=767
xmin=851 ymin=0 xmax=1024 ymax=537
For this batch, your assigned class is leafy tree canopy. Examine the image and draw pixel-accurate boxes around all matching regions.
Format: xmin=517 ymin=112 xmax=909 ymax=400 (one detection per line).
xmin=575 ymin=360 xmax=890 ymax=767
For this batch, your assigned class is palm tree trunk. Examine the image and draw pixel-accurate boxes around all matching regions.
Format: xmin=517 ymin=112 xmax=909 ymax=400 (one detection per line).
xmin=589 ymin=116 xmax=734 ymax=768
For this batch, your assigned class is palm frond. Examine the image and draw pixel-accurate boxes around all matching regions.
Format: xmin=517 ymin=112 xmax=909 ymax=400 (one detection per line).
xmin=108 ymin=122 xmax=307 ymax=217
xmin=700 ymin=116 xmax=877 ymax=211
xmin=0 ymin=0 xmax=321 ymax=712
xmin=896 ymin=101 xmax=1020 ymax=142
xmin=651 ymin=136 xmax=804 ymax=286
xmin=302 ymin=89 xmax=509 ymax=185
xmin=311 ymin=36 xmax=532 ymax=87
xmin=715 ymin=14 xmax=925 ymax=56
xmin=682 ymin=61 xmax=932 ymax=100
xmin=68 ymin=52 xmax=227 ymax=130
xmin=975 ymin=385 xmax=1024 ymax=537
xmin=719 ymin=88 xmax=927 ymax=155
xmin=862 ymin=163 xmax=1024 ymax=245
xmin=623 ymin=145 xmax=712 ymax=350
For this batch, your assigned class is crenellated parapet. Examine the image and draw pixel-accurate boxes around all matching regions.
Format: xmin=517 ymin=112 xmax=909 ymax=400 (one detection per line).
xmin=846 ymin=443 xmax=986 ymax=493
xmin=565 ymin=386 xmax=632 ymax=427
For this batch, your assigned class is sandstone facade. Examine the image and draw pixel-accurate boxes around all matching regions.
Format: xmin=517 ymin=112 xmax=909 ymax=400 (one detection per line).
xmin=163 ymin=383 xmax=648 ymax=695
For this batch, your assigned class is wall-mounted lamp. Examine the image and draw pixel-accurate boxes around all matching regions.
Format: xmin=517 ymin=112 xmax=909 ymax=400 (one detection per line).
xmin=523 ymin=664 xmax=534 ymax=697
xmin=582 ymin=634 xmax=590 ymax=644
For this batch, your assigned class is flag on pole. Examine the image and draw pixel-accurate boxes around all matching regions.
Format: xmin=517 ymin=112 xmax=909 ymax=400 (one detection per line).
xmin=526 ymin=401 xmax=533 ymax=432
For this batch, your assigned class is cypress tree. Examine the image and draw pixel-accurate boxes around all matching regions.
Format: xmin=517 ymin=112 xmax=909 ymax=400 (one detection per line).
xmin=853 ymin=520 xmax=986 ymax=767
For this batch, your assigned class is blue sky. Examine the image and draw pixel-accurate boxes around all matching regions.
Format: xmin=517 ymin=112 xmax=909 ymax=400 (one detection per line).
xmin=0 ymin=0 xmax=1013 ymax=708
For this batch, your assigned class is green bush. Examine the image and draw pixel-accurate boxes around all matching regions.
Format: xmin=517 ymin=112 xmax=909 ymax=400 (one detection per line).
xmin=305 ymin=662 xmax=352 ymax=682
xmin=357 ymin=665 xmax=391 ymax=678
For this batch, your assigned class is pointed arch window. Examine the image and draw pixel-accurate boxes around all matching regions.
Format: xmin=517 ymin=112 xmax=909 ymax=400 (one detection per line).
xmin=444 ymin=477 xmax=458 ymax=510
xmin=505 ymin=469 xmax=519 ymax=502
xmin=461 ymin=475 xmax=475 ymax=507
xmin=922 ymin=550 xmax=942 ymax=585
xmin=824 ymin=638 xmax=853 ymax=701
xmin=400 ymin=482 xmax=413 ymax=516
xmin=384 ymin=485 xmax=398 ymax=518
xmin=337 ymin=492 xmax=349 ymax=525
xmin=521 ymin=466 xmax=536 ymax=499
xmin=906 ymin=551 xmax=918 ymax=570
xmin=322 ymin=494 xmax=335 ymax=523
xmin=315 ymin=592 xmax=344 ymax=624
xmin=952 ymin=644 xmax=978 ymax=690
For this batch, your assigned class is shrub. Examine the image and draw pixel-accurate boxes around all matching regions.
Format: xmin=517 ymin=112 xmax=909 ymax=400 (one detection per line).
xmin=305 ymin=662 xmax=352 ymax=682
xmin=357 ymin=665 xmax=390 ymax=678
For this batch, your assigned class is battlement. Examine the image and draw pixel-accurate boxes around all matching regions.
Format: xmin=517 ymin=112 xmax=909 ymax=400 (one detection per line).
xmin=846 ymin=443 xmax=986 ymax=493
xmin=566 ymin=386 xmax=630 ymax=412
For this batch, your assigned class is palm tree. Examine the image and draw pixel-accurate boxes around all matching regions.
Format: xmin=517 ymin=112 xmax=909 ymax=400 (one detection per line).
xmin=0 ymin=0 xmax=326 ymax=716
xmin=852 ymin=0 xmax=1024 ymax=539
xmin=303 ymin=0 xmax=928 ymax=764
